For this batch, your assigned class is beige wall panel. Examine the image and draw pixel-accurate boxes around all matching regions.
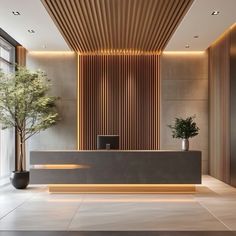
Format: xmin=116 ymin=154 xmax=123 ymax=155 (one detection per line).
xmin=162 ymin=80 xmax=208 ymax=100
xmin=160 ymin=53 xmax=209 ymax=174
xmin=26 ymin=52 xmax=78 ymax=152
xmin=161 ymin=55 xmax=208 ymax=80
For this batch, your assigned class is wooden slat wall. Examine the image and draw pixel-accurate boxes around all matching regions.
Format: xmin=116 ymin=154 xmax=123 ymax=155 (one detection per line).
xmin=42 ymin=0 xmax=193 ymax=53
xmin=209 ymin=31 xmax=230 ymax=183
xmin=16 ymin=46 xmax=26 ymax=66
xmin=78 ymin=54 xmax=159 ymax=150
xmin=229 ymin=24 xmax=236 ymax=187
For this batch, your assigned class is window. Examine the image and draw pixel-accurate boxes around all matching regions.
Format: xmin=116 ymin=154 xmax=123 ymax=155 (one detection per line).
xmin=0 ymin=36 xmax=15 ymax=72
xmin=0 ymin=36 xmax=15 ymax=178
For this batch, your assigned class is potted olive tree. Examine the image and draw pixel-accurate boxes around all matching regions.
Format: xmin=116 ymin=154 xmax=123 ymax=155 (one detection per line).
xmin=0 ymin=67 xmax=58 ymax=189
xmin=168 ymin=116 xmax=199 ymax=151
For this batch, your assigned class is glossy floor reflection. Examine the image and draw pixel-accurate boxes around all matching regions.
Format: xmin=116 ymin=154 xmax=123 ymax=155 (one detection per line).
xmin=0 ymin=176 xmax=236 ymax=231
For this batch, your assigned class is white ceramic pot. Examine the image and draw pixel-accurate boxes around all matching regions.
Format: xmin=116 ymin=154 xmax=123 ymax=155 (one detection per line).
xmin=182 ymin=138 xmax=189 ymax=151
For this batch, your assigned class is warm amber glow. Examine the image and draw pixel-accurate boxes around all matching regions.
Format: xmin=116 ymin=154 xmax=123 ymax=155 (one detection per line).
xmin=210 ymin=24 xmax=234 ymax=47
xmin=47 ymin=198 xmax=194 ymax=203
xmin=48 ymin=184 xmax=195 ymax=187
xmin=162 ymin=51 xmax=205 ymax=55
xmin=230 ymin=23 xmax=236 ymax=31
xmin=28 ymin=51 xmax=75 ymax=55
xmin=33 ymin=164 xmax=90 ymax=169
xmin=157 ymin=57 xmax=160 ymax=148
xmin=77 ymin=55 xmax=80 ymax=150
xmin=78 ymin=49 xmax=160 ymax=55
xmin=48 ymin=184 xmax=196 ymax=193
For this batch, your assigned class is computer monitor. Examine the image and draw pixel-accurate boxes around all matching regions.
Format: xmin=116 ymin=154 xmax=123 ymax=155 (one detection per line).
xmin=97 ymin=135 xmax=119 ymax=150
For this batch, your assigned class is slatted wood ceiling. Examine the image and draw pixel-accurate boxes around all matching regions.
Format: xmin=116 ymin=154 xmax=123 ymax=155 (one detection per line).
xmin=42 ymin=0 xmax=193 ymax=52
xmin=78 ymin=55 xmax=159 ymax=150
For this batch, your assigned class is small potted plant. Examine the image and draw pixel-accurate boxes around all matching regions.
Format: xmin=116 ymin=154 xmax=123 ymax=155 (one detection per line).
xmin=168 ymin=115 xmax=199 ymax=151
xmin=0 ymin=67 xmax=59 ymax=189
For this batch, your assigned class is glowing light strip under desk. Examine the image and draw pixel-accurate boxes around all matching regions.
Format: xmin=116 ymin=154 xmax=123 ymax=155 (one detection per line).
xmin=33 ymin=164 xmax=90 ymax=169
xmin=48 ymin=184 xmax=196 ymax=193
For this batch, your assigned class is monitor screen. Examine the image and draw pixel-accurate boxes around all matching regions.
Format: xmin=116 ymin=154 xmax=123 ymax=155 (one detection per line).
xmin=97 ymin=135 xmax=119 ymax=150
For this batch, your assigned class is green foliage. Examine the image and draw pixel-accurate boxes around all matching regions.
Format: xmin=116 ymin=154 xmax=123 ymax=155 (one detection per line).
xmin=0 ymin=66 xmax=59 ymax=172
xmin=168 ymin=115 xmax=199 ymax=139
xmin=0 ymin=67 xmax=59 ymax=140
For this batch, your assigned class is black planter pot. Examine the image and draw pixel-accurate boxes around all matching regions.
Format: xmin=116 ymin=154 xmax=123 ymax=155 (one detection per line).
xmin=10 ymin=171 xmax=29 ymax=189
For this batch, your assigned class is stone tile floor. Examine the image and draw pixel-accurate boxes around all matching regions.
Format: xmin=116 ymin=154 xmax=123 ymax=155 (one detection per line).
xmin=0 ymin=176 xmax=236 ymax=232
xmin=0 ymin=231 xmax=236 ymax=236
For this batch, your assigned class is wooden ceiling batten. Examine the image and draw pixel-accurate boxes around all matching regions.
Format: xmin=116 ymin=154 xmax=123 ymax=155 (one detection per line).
xmin=158 ymin=0 xmax=191 ymax=51
xmin=45 ymin=0 xmax=76 ymax=50
xmin=42 ymin=0 xmax=193 ymax=53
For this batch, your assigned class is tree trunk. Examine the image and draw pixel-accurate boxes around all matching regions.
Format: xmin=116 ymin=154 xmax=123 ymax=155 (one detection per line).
xmin=18 ymin=132 xmax=25 ymax=172
xmin=15 ymin=130 xmax=21 ymax=171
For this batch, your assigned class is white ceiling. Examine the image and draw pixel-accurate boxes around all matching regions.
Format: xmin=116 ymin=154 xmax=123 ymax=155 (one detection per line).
xmin=165 ymin=0 xmax=236 ymax=51
xmin=0 ymin=0 xmax=236 ymax=52
xmin=0 ymin=0 xmax=70 ymax=51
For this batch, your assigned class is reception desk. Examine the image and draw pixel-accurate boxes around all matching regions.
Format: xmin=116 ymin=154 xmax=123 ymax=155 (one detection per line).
xmin=30 ymin=150 xmax=201 ymax=193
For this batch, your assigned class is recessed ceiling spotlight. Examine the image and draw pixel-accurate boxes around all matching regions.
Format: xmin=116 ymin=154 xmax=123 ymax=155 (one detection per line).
xmin=12 ymin=11 xmax=20 ymax=15
xmin=211 ymin=11 xmax=220 ymax=15
xmin=185 ymin=45 xmax=190 ymax=48
xmin=194 ymin=35 xmax=199 ymax=39
xmin=28 ymin=29 xmax=35 ymax=33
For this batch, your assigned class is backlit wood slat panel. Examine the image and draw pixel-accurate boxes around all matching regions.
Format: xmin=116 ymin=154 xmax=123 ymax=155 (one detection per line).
xmin=78 ymin=55 xmax=159 ymax=150
xmin=209 ymin=31 xmax=230 ymax=183
xmin=16 ymin=46 xmax=26 ymax=66
xmin=42 ymin=0 xmax=193 ymax=53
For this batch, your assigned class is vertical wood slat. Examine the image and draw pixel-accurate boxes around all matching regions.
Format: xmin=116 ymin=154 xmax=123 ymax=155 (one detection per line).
xmin=78 ymin=54 xmax=159 ymax=150
xmin=209 ymin=31 xmax=230 ymax=183
xmin=16 ymin=46 xmax=26 ymax=66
